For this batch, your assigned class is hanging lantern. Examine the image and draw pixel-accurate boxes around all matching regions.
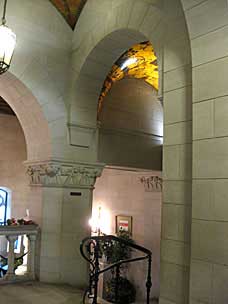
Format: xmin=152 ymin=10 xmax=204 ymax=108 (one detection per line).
xmin=0 ymin=0 xmax=16 ymax=75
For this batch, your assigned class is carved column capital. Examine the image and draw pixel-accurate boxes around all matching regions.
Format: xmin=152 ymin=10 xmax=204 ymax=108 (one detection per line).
xmin=24 ymin=159 xmax=104 ymax=189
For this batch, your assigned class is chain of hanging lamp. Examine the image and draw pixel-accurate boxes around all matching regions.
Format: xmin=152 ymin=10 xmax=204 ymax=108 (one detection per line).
xmin=2 ymin=0 xmax=7 ymax=25
xmin=0 ymin=0 xmax=16 ymax=75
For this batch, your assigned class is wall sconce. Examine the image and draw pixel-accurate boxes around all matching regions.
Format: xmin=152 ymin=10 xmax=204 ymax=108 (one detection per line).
xmin=89 ymin=206 xmax=102 ymax=236
xmin=0 ymin=0 xmax=16 ymax=75
xmin=89 ymin=205 xmax=111 ymax=236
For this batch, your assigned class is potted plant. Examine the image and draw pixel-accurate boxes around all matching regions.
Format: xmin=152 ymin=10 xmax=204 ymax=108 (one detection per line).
xmin=101 ymin=231 xmax=136 ymax=304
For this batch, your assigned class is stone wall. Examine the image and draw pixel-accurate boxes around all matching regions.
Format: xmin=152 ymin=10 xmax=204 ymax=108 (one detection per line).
xmin=182 ymin=1 xmax=228 ymax=303
xmin=93 ymin=168 xmax=162 ymax=300
xmin=0 ymin=113 xmax=28 ymax=220
xmin=99 ymin=78 xmax=162 ymax=170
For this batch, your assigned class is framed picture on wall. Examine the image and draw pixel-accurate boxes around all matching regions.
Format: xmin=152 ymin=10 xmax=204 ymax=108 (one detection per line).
xmin=116 ymin=215 xmax=132 ymax=235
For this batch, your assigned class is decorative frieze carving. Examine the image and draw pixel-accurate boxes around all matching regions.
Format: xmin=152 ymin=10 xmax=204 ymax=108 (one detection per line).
xmin=140 ymin=175 xmax=162 ymax=192
xmin=25 ymin=160 xmax=104 ymax=188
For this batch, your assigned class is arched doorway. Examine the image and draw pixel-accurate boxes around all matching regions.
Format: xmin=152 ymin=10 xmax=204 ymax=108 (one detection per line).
xmin=69 ymin=0 xmax=192 ymax=301
xmin=0 ymin=72 xmax=52 ymax=161
xmin=0 ymin=74 xmax=52 ymax=225
xmin=91 ymin=40 xmax=163 ymax=301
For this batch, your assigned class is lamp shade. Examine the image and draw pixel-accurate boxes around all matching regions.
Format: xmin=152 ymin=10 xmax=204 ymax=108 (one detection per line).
xmin=0 ymin=24 xmax=16 ymax=74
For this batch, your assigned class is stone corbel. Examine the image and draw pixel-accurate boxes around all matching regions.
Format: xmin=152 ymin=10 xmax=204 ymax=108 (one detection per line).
xmin=24 ymin=159 xmax=104 ymax=189
xmin=140 ymin=175 xmax=162 ymax=192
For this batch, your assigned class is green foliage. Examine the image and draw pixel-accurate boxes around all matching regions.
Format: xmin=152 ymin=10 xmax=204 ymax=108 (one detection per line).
xmin=104 ymin=276 xmax=136 ymax=304
xmin=101 ymin=232 xmax=136 ymax=303
xmin=101 ymin=231 xmax=134 ymax=264
xmin=14 ymin=257 xmax=23 ymax=269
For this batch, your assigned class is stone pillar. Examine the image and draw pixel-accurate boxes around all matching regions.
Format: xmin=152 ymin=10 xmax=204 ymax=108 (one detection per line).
xmin=25 ymin=159 xmax=104 ymax=287
xmin=27 ymin=234 xmax=37 ymax=280
xmin=160 ymin=0 xmax=192 ymax=303
xmin=5 ymin=235 xmax=17 ymax=280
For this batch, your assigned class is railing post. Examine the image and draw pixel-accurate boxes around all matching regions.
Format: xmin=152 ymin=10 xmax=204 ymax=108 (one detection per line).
xmin=27 ymin=234 xmax=37 ymax=280
xmin=146 ymin=255 xmax=152 ymax=304
xmin=92 ymin=240 xmax=100 ymax=304
xmin=115 ymin=264 xmax=120 ymax=303
xmin=4 ymin=235 xmax=17 ymax=280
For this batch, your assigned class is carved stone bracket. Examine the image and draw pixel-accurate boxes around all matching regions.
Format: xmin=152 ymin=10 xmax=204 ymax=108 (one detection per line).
xmin=140 ymin=175 xmax=162 ymax=192
xmin=24 ymin=159 xmax=104 ymax=189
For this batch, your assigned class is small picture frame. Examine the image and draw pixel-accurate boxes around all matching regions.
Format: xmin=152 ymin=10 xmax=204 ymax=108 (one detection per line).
xmin=116 ymin=215 xmax=132 ymax=235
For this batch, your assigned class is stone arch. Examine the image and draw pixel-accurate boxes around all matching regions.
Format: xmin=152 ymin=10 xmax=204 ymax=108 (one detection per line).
xmin=70 ymin=28 xmax=149 ymax=126
xmin=69 ymin=1 xmax=192 ymax=303
xmin=0 ymin=72 xmax=52 ymax=161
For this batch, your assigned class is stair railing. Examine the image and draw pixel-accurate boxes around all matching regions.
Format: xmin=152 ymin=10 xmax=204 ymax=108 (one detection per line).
xmin=80 ymin=235 xmax=152 ymax=304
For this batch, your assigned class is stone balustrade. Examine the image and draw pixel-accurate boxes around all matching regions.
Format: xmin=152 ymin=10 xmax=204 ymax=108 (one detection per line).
xmin=0 ymin=225 xmax=39 ymax=282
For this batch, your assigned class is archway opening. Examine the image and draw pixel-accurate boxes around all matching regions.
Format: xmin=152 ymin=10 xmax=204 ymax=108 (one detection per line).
xmin=0 ymin=98 xmax=28 ymax=221
xmin=71 ymin=0 xmax=192 ymax=295
xmin=79 ymin=34 xmax=163 ymax=302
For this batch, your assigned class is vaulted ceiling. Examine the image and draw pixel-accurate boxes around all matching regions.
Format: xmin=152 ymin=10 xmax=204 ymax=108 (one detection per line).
xmin=97 ymin=41 xmax=158 ymax=121
xmin=49 ymin=0 xmax=87 ymax=29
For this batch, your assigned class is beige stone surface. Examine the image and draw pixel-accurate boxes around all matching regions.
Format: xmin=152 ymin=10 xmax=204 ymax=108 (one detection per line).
xmin=161 ymin=239 xmax=190 ymax=266
xmin=190 ymin=260 xmax=213 ymax=303
xmin=192 ymin=220 xmax=228 ymax=265
xmin=0 ymin=282 xmax=83 ymax=304
xmin=163 ymin=145 xmax=181 ymax=180
xmin=93 ymin=168 xmax=162 ymax=299
xmin=163 ymin=144 xmax=192 ymax=181
xmin=193 ymin=56 xmax=228 ymax=102
xmin=100 ymin=79 xmax=162 ymax=136
xmin=164 ymin=65 xmax=192 ymax=93
xmin=40 ymin=187 xmax=91 ymax=286
xmin=164 ymin=121 xmax=192 ymax=146
xmin=164 ymin=36 xmax=191 ymax=72
xmin=163 ymin=181 xmax=192 ymax=205
xmin=191 ymin=25 xmax=228 ymax=67
xmin=213 ymin=264 xmax=228 ymax=304
xmin=193 ymin=179 xmax=228 ymax=221
xmin=193 ymin=100 xmax=214 ymax=140
xmin=160 ymin=261 xmax=189 ymax=304
xmin=185 ymin=0 xmax=228 ymax=39
xmin=214 ymin=96 xmax=228 ymax=137
xmin=164 ymin=86 xmax=192 ymax=124
xmin=187 ymin=1 xmax=228 ymax=299
xmin=162 ymin=204 xmax=191 ymax=242
xmin=193 ymin=137 xmax=228 ymax=178
xmin=181 ymin=0 xmax=207 ymax=11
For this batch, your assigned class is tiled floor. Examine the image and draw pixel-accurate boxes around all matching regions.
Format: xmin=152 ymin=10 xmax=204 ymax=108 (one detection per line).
xmin=0 ymin=282 xmax=84 ymax=304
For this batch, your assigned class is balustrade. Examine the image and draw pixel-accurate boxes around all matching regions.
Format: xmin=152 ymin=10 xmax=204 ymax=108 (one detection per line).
xmin=0 ymin=225 xmax=39 ymax=282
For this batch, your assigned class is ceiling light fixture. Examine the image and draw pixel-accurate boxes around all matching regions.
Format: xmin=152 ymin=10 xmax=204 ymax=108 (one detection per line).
xmin=0 ymin=0 xmax=16 ymax=75
xmin=121 ymin=57 xmax=138 ymax=70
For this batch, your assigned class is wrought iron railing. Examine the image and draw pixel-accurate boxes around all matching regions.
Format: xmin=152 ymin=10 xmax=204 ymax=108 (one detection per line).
xmin=80 ymin=235 xmax=152 ymax=304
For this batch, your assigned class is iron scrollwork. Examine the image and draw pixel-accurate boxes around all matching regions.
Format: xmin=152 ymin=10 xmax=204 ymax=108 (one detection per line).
xmin=80 ymin=235 xmax=152 ymax=304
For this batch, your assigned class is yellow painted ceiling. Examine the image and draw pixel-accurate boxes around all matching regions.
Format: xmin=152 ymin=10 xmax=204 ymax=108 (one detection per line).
xmin=97 ymin=41 xmax=159 ymax=120
xmin=49 ymin=0 xmax=87 ymax=29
